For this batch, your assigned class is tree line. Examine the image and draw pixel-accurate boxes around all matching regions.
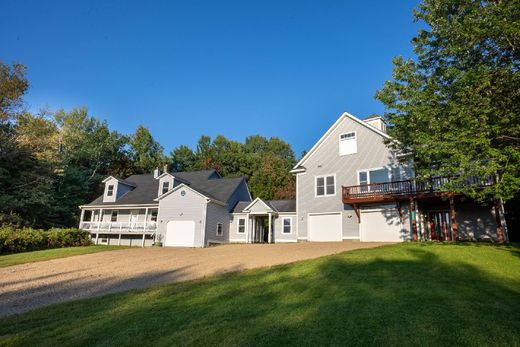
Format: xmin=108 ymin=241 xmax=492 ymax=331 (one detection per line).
xmin=0 ymin=62 xmax=296 ymax=229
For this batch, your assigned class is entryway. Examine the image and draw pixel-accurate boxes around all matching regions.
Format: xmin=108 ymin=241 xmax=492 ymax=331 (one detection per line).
xmin=428 ymin=211 xmax=453 ymax=241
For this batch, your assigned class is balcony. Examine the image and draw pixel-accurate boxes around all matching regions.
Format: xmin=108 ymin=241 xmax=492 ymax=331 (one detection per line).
xmin=79 ymin=221 xmax=158 ymax=234
xmin=342 ymin=176 xmax=494 ymax=204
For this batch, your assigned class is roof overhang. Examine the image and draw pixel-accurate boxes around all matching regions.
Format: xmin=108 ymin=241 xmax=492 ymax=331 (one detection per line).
xmin=154 ymin=183 xmax=226 ymax=206
xmin=242 ymin=197 xmax=277 ymax=213
xmin=79 ymin=203 xmax=158 ymax=209
xmin=101 ymin=176 xmax=137 ymax=187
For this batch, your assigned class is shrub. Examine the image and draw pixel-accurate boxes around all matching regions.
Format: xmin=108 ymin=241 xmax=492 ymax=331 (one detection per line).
xmin=0 ymin=227 xmax=92 ymax=254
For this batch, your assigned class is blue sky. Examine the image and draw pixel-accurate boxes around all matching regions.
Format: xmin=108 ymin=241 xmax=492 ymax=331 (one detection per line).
xmin=2 ymin=0 xmax=419 ymax=157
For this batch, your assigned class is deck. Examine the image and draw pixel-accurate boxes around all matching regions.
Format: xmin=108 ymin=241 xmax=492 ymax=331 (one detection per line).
xmin=79 ymin=221 xmax=157 ymax=235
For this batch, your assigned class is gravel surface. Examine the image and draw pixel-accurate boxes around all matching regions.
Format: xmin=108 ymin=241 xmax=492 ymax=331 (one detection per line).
xmin=0 ymin=241 xmax=388 ymax=318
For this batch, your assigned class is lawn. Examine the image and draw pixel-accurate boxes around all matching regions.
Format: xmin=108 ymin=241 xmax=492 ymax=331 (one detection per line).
xmin=0 ymin=246 xmax=125 ymax=268
xmin=0 ymin=243 xmax=519 ymax=346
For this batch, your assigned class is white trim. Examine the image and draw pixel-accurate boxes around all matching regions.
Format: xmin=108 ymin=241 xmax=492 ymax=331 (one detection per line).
xmin=343 ymin=236 xmax=360 ymax=240
xmin=80 ymin=204 xmax=159 ymax=209
xmin=314 ymin=174 xmax=336 ymax=198
xmin=338 ymin=131 xmax=357 ymax=156
xmin=297 ymin=236 xmax=308 ymax=240
xmin=229 ymin=238 xmax=247 ymax=243
xmin=156 ymin=172 xmax=174 ymax=180
xmin=201 ymin=200 xmax=208 ymax=247
xmin=237 ymin=217 xmax=246 ymax=234
xmin=243 ymin=197 xmax=275 ymax=213
xmin=282 ymin=216 xmax=292 ymax=235
xmin=275 ymin=239 xmax=298 ymax=243
xmin=291 ymin=111 xmax=392 ymax=172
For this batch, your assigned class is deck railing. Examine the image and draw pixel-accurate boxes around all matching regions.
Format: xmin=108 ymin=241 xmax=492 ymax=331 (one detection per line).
xmin=342 ymin=176 xmax=494 ymax=202
xmin=79 ymin=221 xmax=158 ymax=233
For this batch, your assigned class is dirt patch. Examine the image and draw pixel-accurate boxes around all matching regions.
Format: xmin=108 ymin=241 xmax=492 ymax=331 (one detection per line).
xmin=0 ymin=241 xmax=389 ymax=318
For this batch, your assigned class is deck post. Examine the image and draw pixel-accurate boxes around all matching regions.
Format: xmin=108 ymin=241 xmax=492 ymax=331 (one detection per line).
xmin=79 ymin=209 xmax=85 ymax=229
xmin=494 ymin=200 xmax=506 ymax=242
xmin=118 ymin=233 xmax=122 ymax=246
xmin=268 ymin=213 xmax=272 ymax=243
xmin=449 ymin=195 xmax=459 ymax=241
xmin=141 ymin=233 xmax=146 ymax=248
xmin=252 ymin=216 xmax=256 ymax=243
xmin=409 ymin=198 xmax=418 ymax=241
xmin=144 ymin=207 xmax=149 ymax=233
xmin=95 ymin=233 xmax=99 ymax=245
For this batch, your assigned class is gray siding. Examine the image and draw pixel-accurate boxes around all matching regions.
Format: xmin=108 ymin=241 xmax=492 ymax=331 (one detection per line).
xmin=205 ymin=202 xmax=231 ymax=244
xmin=229 ymin=213 xmax=250 ymax=242
xmin=296 ymin=116 xmax=399 ymax=240
xmin=456 ymin=203 xmax=497 ymax=240
xmin=226 ymin=179 xmax=251 ymax=212
xmin=156 ymin=187 xmax=207 ymax=247
xmin=273 ymin=213 xmax=297 ymax=242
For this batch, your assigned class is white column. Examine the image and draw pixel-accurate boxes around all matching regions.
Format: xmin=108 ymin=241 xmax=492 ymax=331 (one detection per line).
xmin=118 ymin=233 xmax=122 ymax=246
xmin=141 ymin=233 xmax=146 ymax=248
xmin=144 ymin=207 xmax=149 ymax=233
xmin=245 ymin=213 xmax=250 ymax=243
xmin=97 ymin=208 xmax=103 ymax=233
xmin=252 ymin=216 xmax=256 ymax=243
xmin=268 ymin=213 xmax=272 ymax=243
xmin=79 ymin=209 xmax=85 ymax=229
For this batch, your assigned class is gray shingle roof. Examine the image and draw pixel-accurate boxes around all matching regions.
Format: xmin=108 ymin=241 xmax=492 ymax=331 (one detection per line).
xmin=84 ymin=170 xmax=245 ymax=207
xmin=231 ymin=199 xmax=296 ymax=213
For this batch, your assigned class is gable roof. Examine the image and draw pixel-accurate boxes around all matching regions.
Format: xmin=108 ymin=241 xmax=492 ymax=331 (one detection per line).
xmin=291 ymin=111 xmax=392 ymax=173
xmin=82 ymin=170 xmax=246 ymax=207
xmin=231 ymin=199 xmax=296 ymax=213
xmin=101 ymin=176 xmax=137 ymax=187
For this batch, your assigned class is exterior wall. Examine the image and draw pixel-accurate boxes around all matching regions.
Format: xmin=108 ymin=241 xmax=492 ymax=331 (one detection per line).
xmin=158 ymin=175 xmax=174 ymax=197
xmin=205 ymin=202 xmax=231 ymax=244
xmin=94 ymin=234 xmax=154 ymax=247
xmin=229 ymin=213 xmax=250 ymax=242
xmin=296 ymin=116 xmax=399 ymax=240
xmin=247 ymin=200 xmax=273 ymax=213
xmin=102 ymin=178 xmax=134 ymax=203
xmin=156 ymin=187 xmax=207 ymax=247
xmin=457 ymin=203 xmax=497 ymax=241
xmin=273 ymin=213 xmax=297 ymax=242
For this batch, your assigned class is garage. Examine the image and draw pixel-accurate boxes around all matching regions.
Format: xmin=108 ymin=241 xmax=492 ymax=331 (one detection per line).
xmin=360 ymin=205 xmax=404 ymax=242
xmin=308 ymin=213 xmax=342 ymax=241
xmin=165 ymin=220 xmax=197 ymax=247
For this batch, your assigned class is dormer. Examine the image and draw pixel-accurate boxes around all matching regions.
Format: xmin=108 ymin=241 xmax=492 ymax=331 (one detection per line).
xmin=364 ymin=115 xmax=387 ymax=133
xmin=156 ymin=172 xmax=175 ymax=197
xmin=102 ymin=176 xmax=136 ymax=203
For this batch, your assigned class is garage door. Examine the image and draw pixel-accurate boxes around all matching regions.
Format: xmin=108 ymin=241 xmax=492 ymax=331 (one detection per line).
xmin=165 ymin=220 xmax=196 ymax=247
xmin=308 ymin=213 xmax=342 ymax=242
xmin=360 ymin=206 xmax=403 ymax=242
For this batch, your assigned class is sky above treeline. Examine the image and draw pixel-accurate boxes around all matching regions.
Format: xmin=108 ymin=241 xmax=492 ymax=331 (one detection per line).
xmin=2 ymin=0 xmax=420 ymax=157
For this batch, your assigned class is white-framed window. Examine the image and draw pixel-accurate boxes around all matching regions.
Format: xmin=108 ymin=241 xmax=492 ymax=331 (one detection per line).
xmin=216 ymin=223 xmax=223 ymax=236
xmin=150 ymin=210 xmax=158 ymax=222
xmin=339 ymin=131 xmax=357 ymax=156
xmin=107 ymin=184 xmax=114 ymax=197
xmin=237 ymin=218 xmax=246 ymax=234
xmin=282 ymin=217 xmax=292 ymax=234
xmin=358 ymin=167 xmax=402 ymax=192
xmin=316 ymin=174 xmax=336 ymax=197
xmin=161 ymin=181 xmax=170 ymax=195
xmin=110 ymin=211 xmax=118 ymax=222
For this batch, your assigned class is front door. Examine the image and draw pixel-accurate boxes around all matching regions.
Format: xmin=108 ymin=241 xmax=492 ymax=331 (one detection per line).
xmin=428 ymin=211 xmax=452 ymax=241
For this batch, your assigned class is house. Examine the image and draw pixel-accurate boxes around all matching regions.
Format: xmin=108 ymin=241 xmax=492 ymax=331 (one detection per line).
xmin=79 ymin=169 xmax=297 ymax=247
xmin=79 ymin=112 xmax=508 ymax=246
xmin=291 ymin=112 xmax=507 ymax=243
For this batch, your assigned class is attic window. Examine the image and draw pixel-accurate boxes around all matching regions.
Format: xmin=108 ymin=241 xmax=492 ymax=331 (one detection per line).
xmin=339 ymin=131 xmax=357 ymax=156
xmin=107 ymin=185 xmax=114 ymax=197
xmin=161 ymin=181 xmax=170 ymax=195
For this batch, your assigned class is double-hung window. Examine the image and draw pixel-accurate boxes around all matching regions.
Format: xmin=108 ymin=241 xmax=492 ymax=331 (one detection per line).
xmin=282 ymin=217 xmax=292 ymax=234
xmin=161 ymin=181 xmax=170 ymax=195
xmin=110 ymin=211 xmax=118 ymax=222
xmin=216 ymin=223 xmax=223 ymax=236
xmin=358 ymin=167 xmax=400 ymax=192
xmin=107 ymin=185 xmax=114 ymax=197
xmin=237 ymin=218 xmax=246 ymax=234
xmin=316 ymin=175 xmax=336 ymax=197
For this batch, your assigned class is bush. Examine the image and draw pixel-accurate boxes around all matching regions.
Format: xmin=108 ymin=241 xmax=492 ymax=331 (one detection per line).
xmin=0 ymin=227 xmax=92 ymax=254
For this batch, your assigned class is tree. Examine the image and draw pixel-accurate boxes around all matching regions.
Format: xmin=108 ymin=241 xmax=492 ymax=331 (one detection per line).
xmin=170 ymin=145 xmax=196 ymax=172
xmin=128 ymin=125 xmax=165 ymax=173
xmin=0 ymin=61 xmax=28 ymax=122
xmin=375 ymin=0 xmax=520 ymax=203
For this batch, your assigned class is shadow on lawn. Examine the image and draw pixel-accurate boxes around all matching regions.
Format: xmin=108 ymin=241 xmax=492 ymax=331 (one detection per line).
xmin=1 ymin=244 xmax=519 ymax=346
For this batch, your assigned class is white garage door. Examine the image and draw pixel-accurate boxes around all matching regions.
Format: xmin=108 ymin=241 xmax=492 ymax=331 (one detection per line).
xmin=361 ymin=206 xmax=403 ymax=242
xmin=165 ymin=220 xmax=196 ymax=247
xmin=308 ymin=213 xmax=342 ymax=242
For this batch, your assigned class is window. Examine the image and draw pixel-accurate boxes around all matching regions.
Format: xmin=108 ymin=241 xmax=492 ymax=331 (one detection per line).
xmin=316 ymin=175 xmax=336 ymax=197
xmin=107 ymin=184 xmax=114 ymax=197
xmin=339 ymin=131 xmax=357 ymax=156
xmin=282 ymin=217 xmax=292 ymax=234
xmin=161 ymin=181 xmax=170 ymax=195
xmin=110 ymin=211 xmax=118 ymax=222
xmin=150 ymin=210 xmax=158 ymax=222
xmin=237 ymin=218 xmax=246 ymax=234
xmin=216 ymin=223 xmax=223 ymax=236
xmin=358 ymin=168 xmax=401 ymax=192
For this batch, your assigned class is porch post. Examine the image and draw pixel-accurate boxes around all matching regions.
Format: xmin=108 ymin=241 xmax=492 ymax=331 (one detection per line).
xmin=79 ymin=209 xmax=85 ymax=229
xmin=118 ymin=233 xmax=122 ymax=246
xmin=141 ymin=233 xmax=146 ymax=248
xmin=252 ymin=216 xmax=256 ymax=243
xmin=409 ymin=198 xmax=418 ymax=241
xmin=245 ymin=213 xmax=250 ymax=243
xmin=144 ymin=207 xmax=149 ymax=233
xmin=449 ymin=195 xmax=459 ymax=241
xmin=494 ymin=200 xmax=506 ymax=243
xmin=268 ymin=213 xmax=272 ymax=243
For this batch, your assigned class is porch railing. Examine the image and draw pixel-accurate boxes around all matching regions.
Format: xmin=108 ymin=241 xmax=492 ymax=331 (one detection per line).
xmin=342 ymin=176 xmax=494 ymax=203
xmin=79 ymin=221 xmax=158 ymax=233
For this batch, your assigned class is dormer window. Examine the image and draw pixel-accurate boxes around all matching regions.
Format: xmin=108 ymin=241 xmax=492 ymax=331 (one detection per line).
xmin=339 ymin=131 xmax=357 ymax=156
xmin=107 ymin=185 xmax=114 ymax=197
xmin=161 ymin=181 xmax=170 ymax=195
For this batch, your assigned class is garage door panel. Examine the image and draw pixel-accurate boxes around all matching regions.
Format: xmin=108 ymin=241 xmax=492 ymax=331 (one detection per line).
xmin=361 ymin=206 xmax=404 ymax=242
xmin=309 ymin=213 xmax=342 ymax=242
xmin=165 ymin=220 xmax=196 ymax=247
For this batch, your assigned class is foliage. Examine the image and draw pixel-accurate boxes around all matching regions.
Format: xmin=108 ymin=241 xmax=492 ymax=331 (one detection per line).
xmin=0 ymin=227 xmax=91 ymax=254
xmin=0 ymin=61 xmax=28 ymax=121
xmin=0 ymin=243 xmax=518 ymax=345
xmin=128 ymin=125 xmax=165 ymax=173
xmin=376 ymin=0 xmax=520 ymax=202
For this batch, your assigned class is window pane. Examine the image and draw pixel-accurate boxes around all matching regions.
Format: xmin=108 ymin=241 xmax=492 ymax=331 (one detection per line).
xmin=359 ymin=172 xmax=368 ymax=184
xmin=283 ymin=218 xmax=291 ymax=234
xmin=317 ymin=177 xmax=324 ymax=187
xmin=316 ymin=177 xmax=325 ymax=196
xmin=317 ymin=186 xmax=325 ymax=196
xmin=238 ymin=219 xmax=245 ymax=233
xmin=370 ymin=168 xmax=389 ymax=183
xmin=111 ymin=211 xmax=117 ymax=222
xmin=326 ymin=176 xmax=335 ymax=195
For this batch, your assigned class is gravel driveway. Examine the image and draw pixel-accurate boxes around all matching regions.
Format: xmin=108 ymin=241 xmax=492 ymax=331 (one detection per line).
xmin=0 ymin=241 xmax=388 ymax=318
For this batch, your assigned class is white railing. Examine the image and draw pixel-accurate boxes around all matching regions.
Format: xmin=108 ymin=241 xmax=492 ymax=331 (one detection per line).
xmin=79 ymin=221 xmax=157 ymax=234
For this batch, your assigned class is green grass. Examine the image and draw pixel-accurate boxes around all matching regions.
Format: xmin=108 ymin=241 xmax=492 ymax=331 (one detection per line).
xmin=0 ymin=246 xmax=125 ymax=268
xmin=1 ymin=243 xmax=519 ymax=346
